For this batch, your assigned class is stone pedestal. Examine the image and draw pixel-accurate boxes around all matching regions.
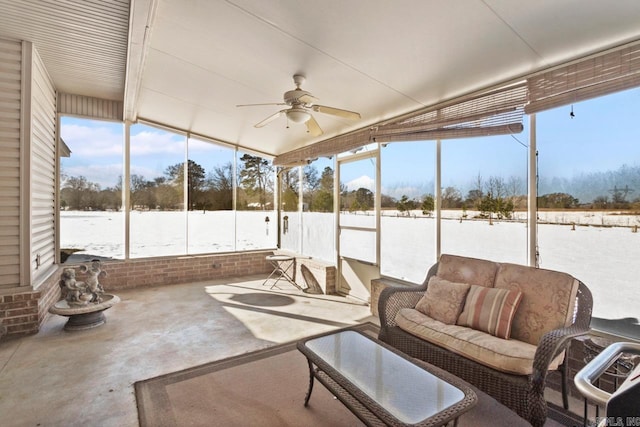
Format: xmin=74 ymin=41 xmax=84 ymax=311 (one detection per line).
xmin=49 ymin=294 xmax=120 ymax=331
xmin=370 ymin=277 xmax=416 ymax=317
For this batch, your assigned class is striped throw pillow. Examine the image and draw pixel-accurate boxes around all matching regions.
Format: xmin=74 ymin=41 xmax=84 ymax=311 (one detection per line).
xmin=457 ymin=285 xmax=523 ymax=339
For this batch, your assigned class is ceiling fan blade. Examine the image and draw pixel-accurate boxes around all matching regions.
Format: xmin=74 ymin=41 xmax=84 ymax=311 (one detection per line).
xmin=298 ymin=93 xmax=319 ymax=104
xmin=312 ymin=104 xmax=361 ymax=120
xmin=255 ymin=110 xmax=285 ymax=128
xmin=305 ymin=115 xmax=323 ymax=136
xmin=237 ymin=102 xmax=287 ymax=107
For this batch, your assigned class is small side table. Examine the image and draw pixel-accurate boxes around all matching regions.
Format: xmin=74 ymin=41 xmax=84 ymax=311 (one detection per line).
xmin=262 ymin=255 xmax=300 ymax=290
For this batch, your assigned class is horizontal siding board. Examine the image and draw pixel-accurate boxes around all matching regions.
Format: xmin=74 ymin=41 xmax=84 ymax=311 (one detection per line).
xmin=32 ymin=218 xmax=54 ymax=229
xmin=32 ymin=224 xmax=53 ymax=236
xmin=0 ymin=235 xmax=19 ymax=244
xmin=29 ymin=47 xmax=57 ymax=281
xmin=0 ymin=180 xmax=20 ymax=189
xmin=0 ymin=127 xmax=21 ymax=137
xmin=35 ymin=244 xmax=54 ymax=257
xmin=31 ymin=149 xmax=55 ymax=166
xmin=0 ymin=216 xmax=19 ymax=226
xmin=0 ymin=274 xmax=21 ymax=288
xmin=0 ymin=173 xmax=20 ymax=183
xmin=0 ymin=60 xmax=22 ymax=73
xmin=0 ymin=147 xmax=19 ymax=157
xmin=0 ymin=118 xmax=20 ymax=128
xmin=0 ymin=109 xmax=20 ymax=121
xmin=0 ymin=80 xmax=21 ymax=92
xmin=0 ymin=201 xmax=19 ymax=211
xmin=33 ymin=141 xmax=55 ymax=160
xmin=32 ymin=227 xmax=54 ymax=239
xmin=0 ymin=50 xmax=22 ymax=62
xmin=32 ymin=228 xmax=53 ymax=241
xmin=32 ymin=191 xmax=54 ymax=201
xmin=31 ymin=185 xmax=54 ymax=194
xmin=0 ymin=90 xmax=21 ymax=102
xmin=35 ymin=251 xmax=55 ymax=268
xmin=0 ymin=168 xmax=20 ymax=179
xmin=31 ymin=201 xmax=54 ymax=211
xmin=0 ymin=245 xmax=20 ymax=256
xmin=0 ymin=201 xmax=20 ymax=210
xmin=0 ymin=160 xmax=20 ymax=170
xmin=0 ymin=181 xmax=21 ymax=192
xmin=32 ymin=107 xmax=55 ymax=127
xmin=0 ymin=38 xmax=21 ymax=288
xmin=32 ymin=246 xmax=54 ymax=261
xmin=31 ymin=158 xmax=55 ymax=175
xmin=0 ymin=107 xmax=20 ymax=118
xmin=0 ymin=255 xmax=20 ymax=266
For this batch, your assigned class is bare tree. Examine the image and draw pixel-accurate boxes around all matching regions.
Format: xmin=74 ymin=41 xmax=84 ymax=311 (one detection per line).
xmin=507 ymin=175 xmax=524 ymax=198
xmin=486 ymin=176 xmax=506 ymax=199
xmin=441 ymin=186 xmax=463 ymax=208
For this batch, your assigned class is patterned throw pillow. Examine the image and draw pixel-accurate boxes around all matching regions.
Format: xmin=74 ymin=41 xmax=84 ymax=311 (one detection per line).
xmin=415 ymin=276 xmax=471 ymax=325
xmin=457 ymin=285 xmax=523 ymax=339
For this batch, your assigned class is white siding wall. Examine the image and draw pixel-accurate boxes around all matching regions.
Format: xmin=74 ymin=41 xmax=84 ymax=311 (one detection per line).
xmin=58 ymin=93 xmax=122 ymax=121
xmin=0 ymin=38 xmax=22 ymax=290
xmin=0 ymin=38 xmax=57 ymax=290
xmin=30 ymin=47 xmax=56 ymax=282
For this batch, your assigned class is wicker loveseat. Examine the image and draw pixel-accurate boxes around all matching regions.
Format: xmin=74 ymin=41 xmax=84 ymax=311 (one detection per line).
xmin=378 ymin=254 xmax=593 ymax=427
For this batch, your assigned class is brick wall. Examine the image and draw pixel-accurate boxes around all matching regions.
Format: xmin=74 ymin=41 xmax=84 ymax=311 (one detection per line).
xmin=0 ymin=267 xmax=60 ymax=337
xmin=0 ymin=251 xmax=274 ymax=339
xmin=0 ymin=291 xmax=40 ymax=337
xmin=37 ymin=272 xmax=62 ymax=329
xmin=0 ymin=270 xmax=60 ymax=336
xmin=275 ymin=251 xmax=336 ymax=294
xmin=98 ymin=251 xmax=272 ymax=291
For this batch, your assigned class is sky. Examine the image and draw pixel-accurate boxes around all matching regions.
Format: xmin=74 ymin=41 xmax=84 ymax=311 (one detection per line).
xmin=61 ymin=88 xmax=640 ymax=198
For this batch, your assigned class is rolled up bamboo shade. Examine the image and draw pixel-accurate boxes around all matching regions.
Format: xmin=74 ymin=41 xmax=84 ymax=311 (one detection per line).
xmin=525 ymin=43 xmax=640 ymax=114
xmin=274 ymin=83 xmax=527 ymax=166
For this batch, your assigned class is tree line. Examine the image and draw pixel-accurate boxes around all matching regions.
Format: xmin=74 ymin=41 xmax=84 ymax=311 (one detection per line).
xmin=62 ymin=159 xmax=640 ymax=215
xmin=61 ymin=155 xmax=269 ymax=211
xmin=390 ymin=169 xmax=640 ymax=219
xmin=389 ymin=175 xmax=525 ymax=219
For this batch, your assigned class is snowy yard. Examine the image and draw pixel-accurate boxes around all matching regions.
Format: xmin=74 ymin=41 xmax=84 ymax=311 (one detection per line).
xmin=61 ymin=210 xmax=640 ymax=321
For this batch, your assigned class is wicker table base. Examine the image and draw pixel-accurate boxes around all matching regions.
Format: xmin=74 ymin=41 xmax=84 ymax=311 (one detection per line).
xmin=297 ymin=328 xmax=477 ymax=427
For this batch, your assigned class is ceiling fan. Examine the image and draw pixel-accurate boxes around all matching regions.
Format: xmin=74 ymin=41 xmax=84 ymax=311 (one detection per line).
xmin=237 ymin=74 xmax=361 ymax=136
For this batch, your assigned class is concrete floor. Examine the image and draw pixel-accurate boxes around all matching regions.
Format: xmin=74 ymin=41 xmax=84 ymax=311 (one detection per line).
xmin=0 ymin=275 xmax=377 ymax=427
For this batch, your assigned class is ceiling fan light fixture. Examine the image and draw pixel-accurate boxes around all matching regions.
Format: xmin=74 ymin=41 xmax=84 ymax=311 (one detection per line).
xmin=287 ymin=109 xmax=311 ymax=123
xmin=239 ymin=75 xmax=359 ymax=135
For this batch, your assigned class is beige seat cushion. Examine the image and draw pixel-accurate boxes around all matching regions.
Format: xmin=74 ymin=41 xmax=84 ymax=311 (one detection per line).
xmin=494 ymin=263 xmax=579 ymax=346
xmin=437 ymin=254 xmax=499 ymax=287
xmin=396 ymin=308 xmax=564 ymax=375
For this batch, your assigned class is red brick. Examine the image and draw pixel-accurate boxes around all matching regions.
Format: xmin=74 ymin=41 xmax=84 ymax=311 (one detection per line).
xmin=7 ymin=323 xmax=39 ymax=333
xmin=6 ymin=307 xmax=38 ymax=317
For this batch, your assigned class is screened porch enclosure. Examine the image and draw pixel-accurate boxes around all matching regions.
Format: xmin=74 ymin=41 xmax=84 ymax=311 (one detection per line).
xmin=59 ymin=46 xmax=640 ymax=338
xmin=274 ymin=62 xmax=640 ymax=338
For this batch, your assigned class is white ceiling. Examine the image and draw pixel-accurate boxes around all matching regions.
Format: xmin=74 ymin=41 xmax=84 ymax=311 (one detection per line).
xmin=2 ymin=0 xmax=640 ymax=158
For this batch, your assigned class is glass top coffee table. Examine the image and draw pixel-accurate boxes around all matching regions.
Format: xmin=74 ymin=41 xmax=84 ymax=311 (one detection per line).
xmin=297 ymin=329 xmax=477 ymax=426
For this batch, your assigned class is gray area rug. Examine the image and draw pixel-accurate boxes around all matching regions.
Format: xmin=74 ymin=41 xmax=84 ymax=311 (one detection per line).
xmin=135 ymin=323 xmax=573 ymax=426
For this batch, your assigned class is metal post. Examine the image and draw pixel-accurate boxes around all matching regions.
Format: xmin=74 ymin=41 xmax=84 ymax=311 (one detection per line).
xmin=435 ymin=139 xmax=442 ymax=258
xmin=528 ymin=114 xmax=538 ymax=267
xmin=123 ymin=120 xmax=131 ymax=260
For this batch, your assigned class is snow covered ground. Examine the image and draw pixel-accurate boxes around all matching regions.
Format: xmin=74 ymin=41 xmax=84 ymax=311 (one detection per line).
xmin=61 ymin=210 xmax=640 ymax=322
